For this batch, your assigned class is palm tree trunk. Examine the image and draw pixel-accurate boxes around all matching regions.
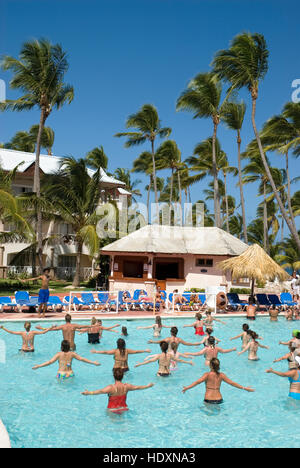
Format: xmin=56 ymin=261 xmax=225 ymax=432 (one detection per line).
xmin=251 ymin=90 xmax=300 ymax=252
xmin=212 ymin=121 xmax=220 ymax=227
xmin=224 ymin=172 xmax=230 ymax=233
xmin=151 ymin=139 xmax=159 ymax=221
xmin=237 ymin=130 xmax=248 ymax=243
xmin=285 ymin=151 xmax=298 ymax=232
xmin=147 ymin=175 xmax=152 ymax=224
xmin=34 ymin=107 xmax=47 ymax=272
xmin=177 ymin=170 xmax=182 ymax=207
xmin=73 ymin=241 xmax=83 ymax=287
xmin=251 ymin=94 xmax=300 ymax=252
xmin=169 ymin=168 xmax=174 ymax=205
xmin=263 ymin=180 xmax=269 ymax=253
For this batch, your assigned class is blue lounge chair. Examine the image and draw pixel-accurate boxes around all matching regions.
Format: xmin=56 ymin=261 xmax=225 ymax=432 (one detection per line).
xmin=63 ymin=295 xmax=85 ymax=311
xmin=0 ymin=296 xmax=18 ymax=312
xmin=48 ymin=296 xmax=65 ymax=311
xmin=96 ymin=293 xmax=117 ymax=312
xmin=280 ymin=292 xmax=297 ymax=307
xmin=15 ymin=291 xmax=36 ymax=311
xmin=267 ymin=294 xmax=283 ymax=309
xmin=256 ymin=294 xmax=272 ymax=310
xmin=227 ymin=293 xmax=248 ymax=311
xmin=80 ymin=292 xmax=97 ymax=308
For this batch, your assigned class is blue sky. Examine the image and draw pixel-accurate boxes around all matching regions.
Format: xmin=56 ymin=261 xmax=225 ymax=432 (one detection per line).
xmin=0 ymin=0 xmax=299 ymax=229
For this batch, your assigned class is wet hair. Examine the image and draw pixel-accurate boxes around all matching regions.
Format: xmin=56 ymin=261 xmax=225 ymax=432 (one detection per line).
xmin=155 ymin=316 xmax=162 ymax=327
xmin=117 ymin=338 xmax=126 ymax=356
xmin=61 ymin=340 xmax=70 ymax=352
xmin=206 ymin=310 xmax=212 ymax=316
xmin=173 ymin=289 xmax=178 ymax=293
xmin=248 ymin=296 xmax=256 ymax=305
xmin=170 ymin=342 xmax=177 ymax=352
xmin=122 ymin=326 xmax=128 ymax=336
xmin=249 ymin=331 xmax=258 ymax=340
xmin=210 ymin=358 xmax=220 ymax=374
xmin=242 ymin=324 xmax=249 ymax=332
xmin=97 ymin=320 xmax=102 ymax=325
xmin=208 ymin=336 xmax=215 ymax=347
xmin=206 ymin=328 xmax=213 ymax=336
xmin=196 ymin=313 xmax=202 ymax=320
xmin=65 ymin=314 xmax=72 ymax=323
xmin=160 ymin=341 xmax=168 ymax=354
xmin=113 ymin=367 xmax=124 ymax=381
xmin=91 ymin=317 xmax=97 ymax=325
xmin=24 ymin=322 xmax=31 ymax=332
xmin=171 ymin=327 xmax=178 ymax=337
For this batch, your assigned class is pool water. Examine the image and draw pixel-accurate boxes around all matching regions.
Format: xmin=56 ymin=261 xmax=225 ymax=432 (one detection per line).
xmin=1 ymin=317 xmax=300 ymax=448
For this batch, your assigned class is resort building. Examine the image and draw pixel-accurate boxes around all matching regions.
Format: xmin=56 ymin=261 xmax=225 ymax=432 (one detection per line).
xmin=101 ymin=225 xmax=250 ymax=294
xmin=0 ymin=148 xmax=130 ymax=280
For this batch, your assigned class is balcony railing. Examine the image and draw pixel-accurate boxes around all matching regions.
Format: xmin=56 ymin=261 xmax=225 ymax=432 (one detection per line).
xmin=6 ymin=266 xmax=93 ymax=281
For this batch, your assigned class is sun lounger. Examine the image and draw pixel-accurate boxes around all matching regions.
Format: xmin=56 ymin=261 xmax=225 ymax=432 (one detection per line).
xmin=15 ymin=291 xmax=36 ymax=312
xmin=48 ymin=296 xmax=65 ymax=312
xmin=226 ymin=293 xmax=248 ymax=311
xmin=0 ymin=296 xmax=18 ymax=312
xmin=280 ymin=292 xmax=297 ymax=307
xmin=256 ymin=293 xmax=272 ymax=310
xmin=267 ymin=294 xmax=283 ymax=309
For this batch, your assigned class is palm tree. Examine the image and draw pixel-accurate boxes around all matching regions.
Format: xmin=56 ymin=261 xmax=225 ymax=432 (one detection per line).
xmin=221 ymin=99 xmax=248 ymax=242
xmin=86 ymin=146 xmax=108 ymax=170
xmin=228 ymin=213 xmax=244 ymax=240
xmin=177 ymin=72 xmax=226 ymax=227
xmin=113 ymin=168 xmax=141 ymax=205
xmin=212 ymin=32 xmax=300 ymax=251
xmin=5 ymin=130 xmax=36 ymax=152
xmin=1 ymin=38 xmax=74 ymax=268
xmin=115 ymin=104 xmax=171 ymax=216
xmin=29 ymin=125 xmax=55 ymax=155
xmin=155 ymin=140 xmax=181 ymax=205
xmin=42 ymin=157 xmax=101 ymax=287
xmin=132 ymin=151 xmax=154 ymax=222
xmin=291 ymin=191 xmax=300 ymax=217
xmin=275 ymin=233 xmax=300 ymax=271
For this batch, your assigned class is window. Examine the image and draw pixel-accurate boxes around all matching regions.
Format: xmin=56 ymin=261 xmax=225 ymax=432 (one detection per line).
xmin=58 ymin=256 xmax=76 ymax=268
xmin=196 ymin=258 xmax=213 ymax=267
xmin=123 ymin=261 xmax=143 ymax=278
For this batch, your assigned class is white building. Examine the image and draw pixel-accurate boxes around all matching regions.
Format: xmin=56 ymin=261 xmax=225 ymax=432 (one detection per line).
xmin=0 ymin=148 xmax=130 ymax=280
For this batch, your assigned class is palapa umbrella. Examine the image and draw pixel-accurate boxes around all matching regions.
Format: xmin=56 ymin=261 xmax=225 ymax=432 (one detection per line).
xmin=217 ymin=243 xmax=290 ymax=297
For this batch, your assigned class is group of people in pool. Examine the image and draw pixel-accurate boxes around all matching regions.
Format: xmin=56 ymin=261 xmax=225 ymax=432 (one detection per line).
xmin=1 ymin=311 xmax=300 ymax=412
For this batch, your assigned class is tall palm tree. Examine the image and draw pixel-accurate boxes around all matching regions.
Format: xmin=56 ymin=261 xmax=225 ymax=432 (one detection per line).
xmin=43 ymin=157 xmax=101 ymax=287
xmin=221 ymin=99 xmax=248 ymax=242
xmin=228 ymin=213 xmax=244 ymax=240
xmin=5 ymin=130 xmax=36 ymax=152
xmin=29 ymin=125 xmax=55 ymax=155
xmin=220 ymin=160 xmax=238 ymax=232
xmin=1 ymin=38 xmax=74 ymax=268
xmin=177 ymin=72 xmax=225 ymax=227
xmin=132 ymin=151 xmax=153 ymax=222
xmin=115 ymin=104 xmax=171 ymax=216
xmin=86 ymin=145 xmax=108 ymax=170
xmin=155 ymin=140 xmax=181 ymax=205
xmin=275 ymin=233 xmax=300 ymax=271
xmin=212 ymin=32 xmax=300 ymax=251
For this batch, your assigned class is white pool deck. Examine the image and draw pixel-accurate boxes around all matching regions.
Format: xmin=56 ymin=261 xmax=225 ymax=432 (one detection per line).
xmin=0 ymin=419 xmax=11 ymax=449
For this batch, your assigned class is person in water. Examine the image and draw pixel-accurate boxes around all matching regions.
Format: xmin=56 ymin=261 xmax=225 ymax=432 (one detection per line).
xmin=0 ymin=321 xmax=54 ymax=352
xmin=237 ymin=331 xmax=269 ymax=361
xmin=135 ymin=341 xmax=192 ymax=376
xmin=182 ymin=357 xmax=254 ymax=404
xmin=266 ymin=356 xmax=300 ymax=401
xmin=78 ymin=317 xmax=120 ymax=344
xmin=183 ymin=313 xmax=205 ymax=336
xmin=285 ymin=308 xmax=294 ymax=321
xmin=137 ymin=316 xmax=172 ymax=337
xmin=21 ymin=268 xmax=51 ymax=318
xmin=184 ymin=336 xmax=236 ymax=367
xmin=199 ymin=328 xmax=221 ymax=347
xmin=91 ymin=338 xmax=151 ymax=372
xmin=81 ymin=367 xmax=154 ymax=413
xmin=273 ymin=342 xmax=300 ymax=370
xmin=269 ymin=307 xmax=280 ymax=322
xmin=121 ymin=327 xmax=128 ymax=337
xmin=230 ymin=324 xmax=251 ymax=350
xmin=279 ymin=330 xmax=300 ymax=349
xmin=36 ymin=314 xmax=89 ymax=351
xmin=32 ymin=340 xmax=100 ymax=379
xmin=246 ymin=297 xmax=257 ymax=320
xmin=148 ymin=326 xmax=202 ymax=353
xmin=204 ymin=310 xmax=226 ymax=327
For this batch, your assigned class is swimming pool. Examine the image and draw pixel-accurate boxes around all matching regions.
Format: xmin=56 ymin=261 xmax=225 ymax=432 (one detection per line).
xmin=0 ymin=317 xmax=299 ymax=448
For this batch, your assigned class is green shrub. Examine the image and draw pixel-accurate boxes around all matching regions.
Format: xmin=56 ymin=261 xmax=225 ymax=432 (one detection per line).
xmin=230 ymin=287 xmax=251 ymax=295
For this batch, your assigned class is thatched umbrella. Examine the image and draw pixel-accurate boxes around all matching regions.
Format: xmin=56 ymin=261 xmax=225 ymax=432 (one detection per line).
xmin=217 ymin=243 xmax=290 ymax=296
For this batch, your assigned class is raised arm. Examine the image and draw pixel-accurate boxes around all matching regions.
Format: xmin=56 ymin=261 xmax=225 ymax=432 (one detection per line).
xmin=32 ymin=353 xmax=60 ymax=370
xmin=273 ymin=352 xmax=290 ymax=363
xmin=137 ymin=325 xmax=155 ymax=330
xmin=230 ymin=333 xmax=243 ymax=341
xmin=127 ymin=348 xmax=151 ymax=355
xmin=218 ymin=347 xmax=237 ymax=354
xmin=0 ymin=326 xmax=23 ymax=336
xmin=183 ymin=322 xmax=196 ymax=328
xmin=72 ymin=353 xmax=100 ymax=366
xmin=221 ymin=373 xmax=254 ymax=392
xmin=125 ymin=383 xmax=154 ymax=391
xmin=90 ymin=349 xmax=115 ymax=355
xmin=184 ymin=348 xmax=206 ymax=357
xmin=21 ymin=276 xmax=42 ymax=283
xmin=182 ymin=373 xmax=208 ymax=393
xmin=266 ymin=368 xmax=297 ymax=378
xmin=82 ymin=384 xmax=113 ymax=396
xmin=179 ymin=339 xmax=202 ymax=347
xmin=33 ymin=326 xmax=55 ymax=336
xmin=237 ymin=343 xmax=250 ymax=356
xmin=135 ymin=356 xmax=159 ymax=367
xmin=257 ymin=342 xmax=269 ymax=350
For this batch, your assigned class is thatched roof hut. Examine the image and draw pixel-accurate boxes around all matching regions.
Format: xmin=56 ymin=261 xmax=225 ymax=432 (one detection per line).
xmin=217 ymin=243 xmax=290 ymax=295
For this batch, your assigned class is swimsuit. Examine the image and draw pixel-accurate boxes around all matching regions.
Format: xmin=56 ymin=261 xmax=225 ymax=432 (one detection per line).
xmin=88 ymin=333 xmax=100 ymax=344
xmin=204 ymin=399 xmax=223 ymax=404
xmin=195 ymin=326 xmax=204 ymax=336
xmin=38 ymin=288 xmax=50 ymax=304
xmin=246 ymin=316 xmax=255 ymax=320
xmin=107 ymin=394 xmax=128 ymax=413
xmin=288 ymin=371 xmax=300 ymax=400
xmin=56 ymin=371 xmax=75 ymax=381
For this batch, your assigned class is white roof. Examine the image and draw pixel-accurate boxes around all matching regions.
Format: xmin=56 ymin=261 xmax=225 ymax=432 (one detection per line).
xmin=0 ymin=148 xmax=125 ymax=186
xmin=101 ymin=225 xmax=248 ymax=256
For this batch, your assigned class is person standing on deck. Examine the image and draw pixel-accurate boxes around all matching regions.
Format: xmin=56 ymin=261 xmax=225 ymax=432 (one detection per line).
xmin=21 ymin=268 xmax=51 ymax=318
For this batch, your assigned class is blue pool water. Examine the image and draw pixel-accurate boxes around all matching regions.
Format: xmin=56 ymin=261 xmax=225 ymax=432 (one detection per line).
xmin=0 ymin=316 xmax=300 ymax=448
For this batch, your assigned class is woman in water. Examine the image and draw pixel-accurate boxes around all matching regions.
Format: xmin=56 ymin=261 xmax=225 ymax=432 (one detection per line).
xmin=246 ymin=297 xmax=257 ymax=320
xmin=137 ymin=316 xmax=172 ymax=337
xmin=149 ymin=326 xmax=203 ymax=353
xmin=182 ymin=357 xmax=254 ymax=404
xmin=32 ymin=340 xmax=100 ymax=380
xmin=121 ymin=327 xmax=128 ymax=337
xmin=135 ymin=341 xmax=192 ymax=376
xmin=279 ymin=330 xmax=300 ymax=349
xmin=199 ymin=328 xmax=221 ymax=347
xmin=237 ymin=331 xmax=269 ymax=361
xmin=81 ymin=367 xmax=154 ymax=413
xmin=183 ymin=313 xmax=205 ymax=336
xmin=142 ymin=341 xmax=194 ymax=373
xmin=273 ymin=342 xmax=300 ymax=370
xmin=204 ymin=310 xmax=226 ymax=327
xmin=266 ymin=357 xmax=300 ymax=401
xmin=230 ymin=324 xmax=251 ymax=350
xmin=91 ymin=338 xmax=151 ymax=372
xmin=79 ymin=318 xmax=120 ymax=344
xmin=0 ymin=322 xmax=54 ymax=352
xmin=184 ymin=336 xmax=236 ymax=367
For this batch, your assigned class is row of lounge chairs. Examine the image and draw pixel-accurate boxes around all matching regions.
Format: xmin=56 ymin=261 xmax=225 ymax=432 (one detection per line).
xmin=226 ymin=292 xmax=297 ymax=311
